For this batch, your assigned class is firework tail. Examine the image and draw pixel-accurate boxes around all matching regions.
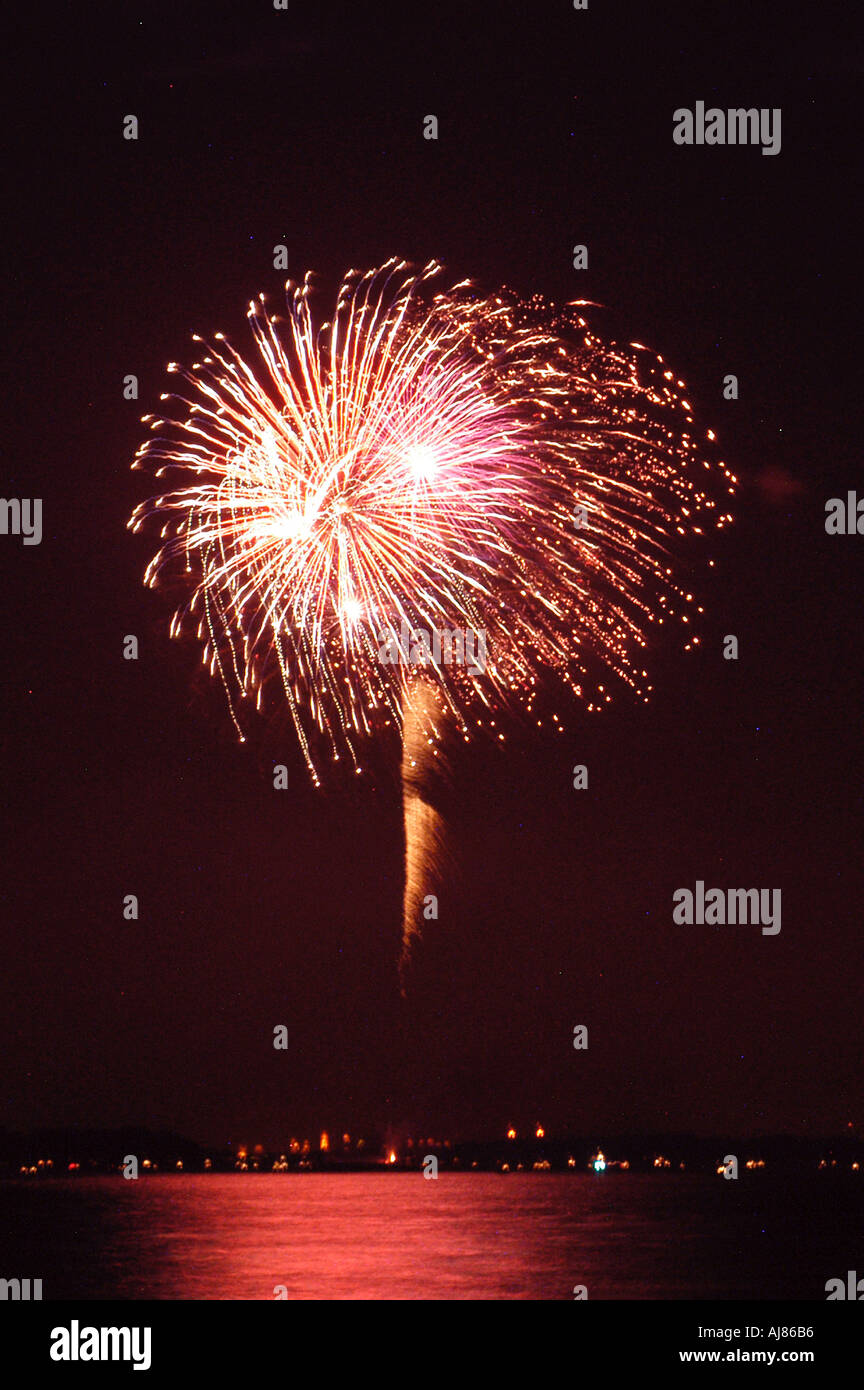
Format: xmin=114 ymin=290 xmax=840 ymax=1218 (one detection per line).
xmin=399 ymin=677 xmax=453 ymax=992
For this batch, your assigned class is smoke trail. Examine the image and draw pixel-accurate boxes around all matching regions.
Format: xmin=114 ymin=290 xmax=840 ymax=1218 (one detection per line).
xmin=400 ymin=678 xmax=452 ymax=991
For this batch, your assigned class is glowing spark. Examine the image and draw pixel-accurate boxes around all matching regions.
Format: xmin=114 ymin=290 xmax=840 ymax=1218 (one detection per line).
xmin=405 ymin=444 xmax=439 ymax=480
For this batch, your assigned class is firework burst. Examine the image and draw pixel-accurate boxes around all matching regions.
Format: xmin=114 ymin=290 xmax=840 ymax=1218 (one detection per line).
xmin=129 ymin=257 xmax=735 ymax=970
xmin=130 ymin=258 xmax=734 ymax=767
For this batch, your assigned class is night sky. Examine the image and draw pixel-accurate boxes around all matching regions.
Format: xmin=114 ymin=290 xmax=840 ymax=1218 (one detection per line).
xmin=4 ymin=0 xmax=862 ymax=1150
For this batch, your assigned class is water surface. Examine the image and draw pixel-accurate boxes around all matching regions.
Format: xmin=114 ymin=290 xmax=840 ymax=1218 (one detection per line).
xmin=1 ymin=1173 xmax=857 ymax=1299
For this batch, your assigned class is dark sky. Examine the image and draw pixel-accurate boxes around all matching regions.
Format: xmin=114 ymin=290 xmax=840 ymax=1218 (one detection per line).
xmin=4 ymin=0 xmax=862 ymax=1149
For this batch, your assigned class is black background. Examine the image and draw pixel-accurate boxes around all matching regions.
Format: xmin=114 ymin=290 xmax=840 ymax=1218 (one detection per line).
xmin=3 ymin=0 xmax=862 ymax=1149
